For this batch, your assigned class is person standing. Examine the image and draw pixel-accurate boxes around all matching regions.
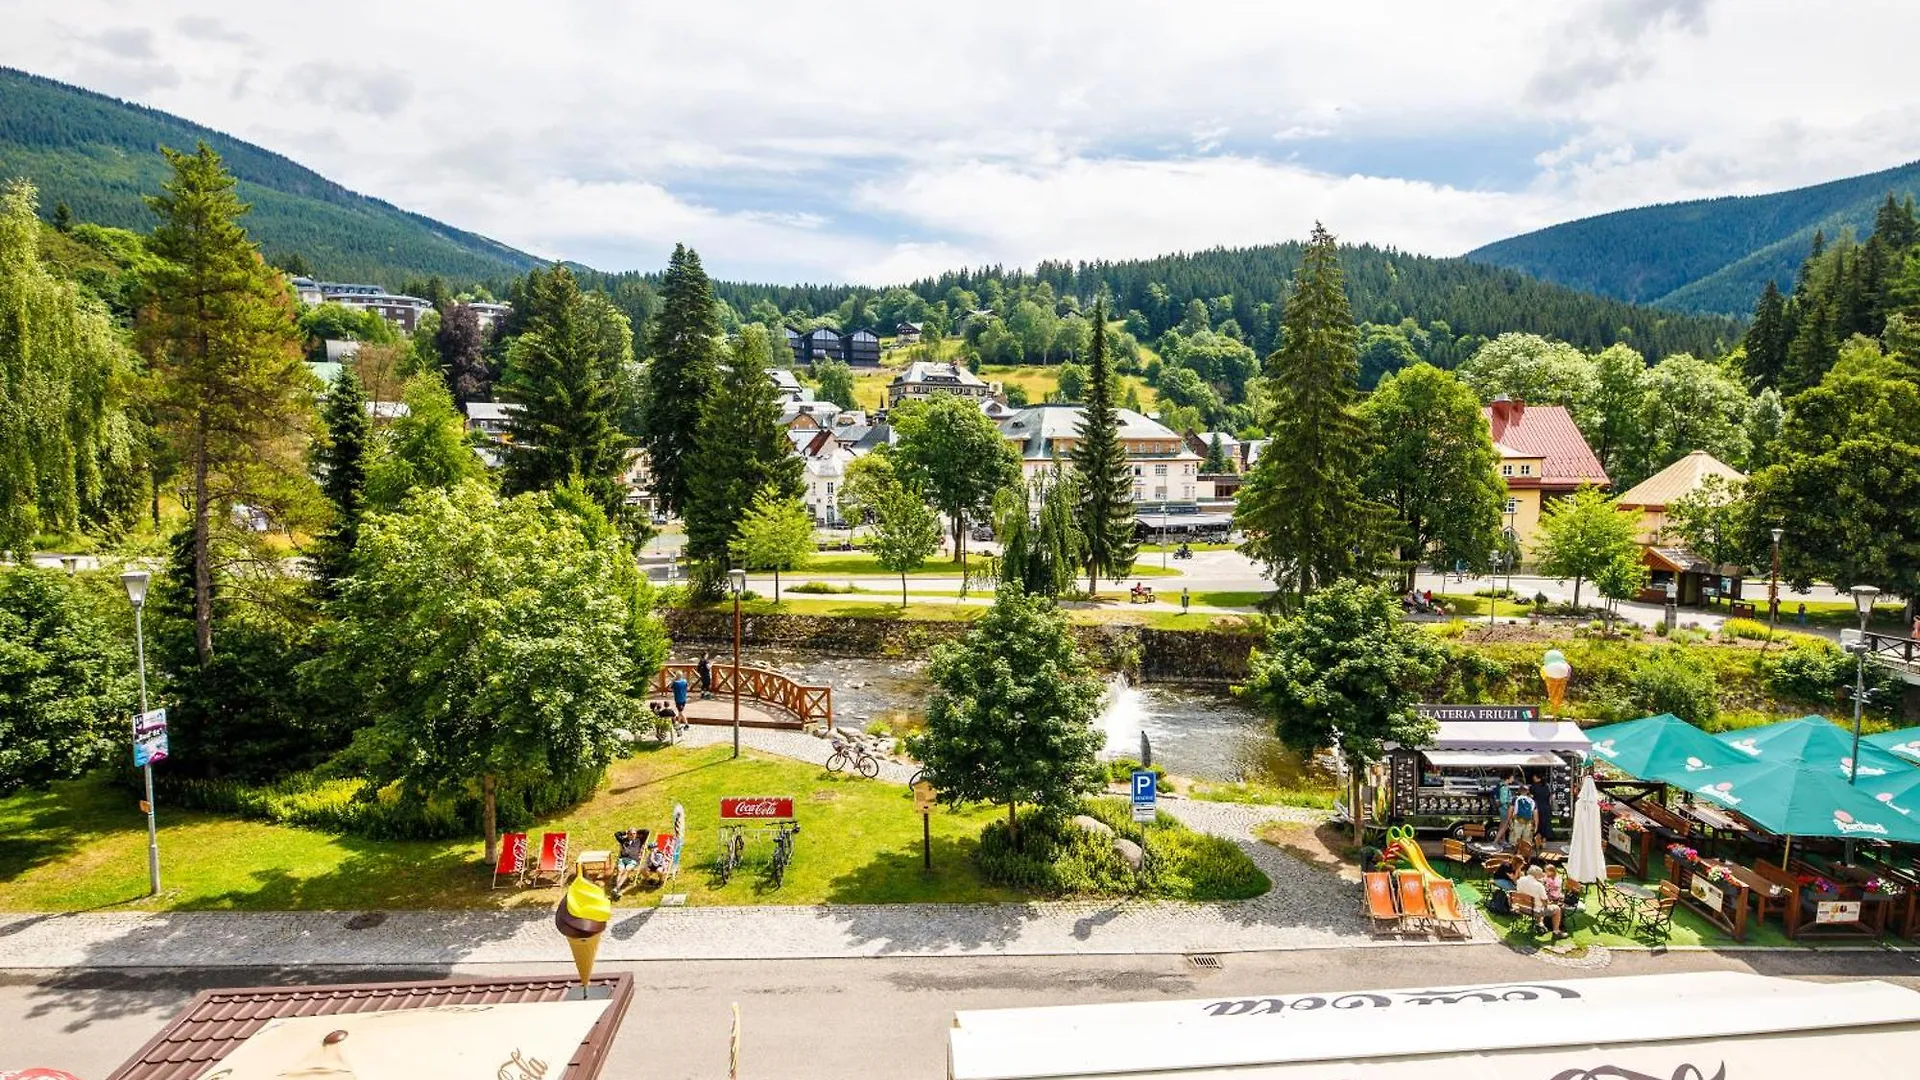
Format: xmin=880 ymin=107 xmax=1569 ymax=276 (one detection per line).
xmin=670 ymin=671 xmax=690 ymax=723
xmin=696 ymin=654 xmax=713 ymax=700
xmin=1493 ymin=772 xmax=1516 ymax=844
xmin=1509 ymin=783 xmax=1538 ymax=848
xmin=1528 ymin=771 xmax=1554 ymax=843
xmin=1180 ymin=587 xmax=1190 ymax=612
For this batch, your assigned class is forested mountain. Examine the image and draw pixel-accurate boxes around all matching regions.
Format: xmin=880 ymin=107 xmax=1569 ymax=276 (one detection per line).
xmin=1469 ymin=159 xmax=1920 ymax=315
xmin=0 ymin=67 xmax=542 ymax=285
xmin=570 ymin=241 xmax=1739 ymax=362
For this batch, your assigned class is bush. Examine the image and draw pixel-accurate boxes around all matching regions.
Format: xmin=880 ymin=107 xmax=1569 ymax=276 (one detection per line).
xmin=161 ymin=767 xmax=605 ymax=840
xmin=973 ymin=798 xmax=1269 ymax=901
xmin=790 ymin=581 xmax=859 ymax=594
xmin=1102 ymin=757 xmax=1167 ymax=784
xmin=1629 ymin=647 xmax=1719 ymax=728
xmin=1079 ymin=798 xmax=1269 ymax=900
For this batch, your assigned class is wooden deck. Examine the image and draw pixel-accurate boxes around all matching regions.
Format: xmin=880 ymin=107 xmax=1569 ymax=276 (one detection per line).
xmin=649 ymin=662 xmax=831 ymax=730
xmin=674 ymin=697 xmax=801 ymax=730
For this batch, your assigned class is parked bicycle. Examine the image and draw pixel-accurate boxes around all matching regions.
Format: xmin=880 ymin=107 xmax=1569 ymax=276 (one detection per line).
xmin=827 ymin=733 xmax=880 ymax=778
xmin=715 ymin=825 xmax=747 ymax=885
xmin=769 ymin=821 xmax=801 ymax=888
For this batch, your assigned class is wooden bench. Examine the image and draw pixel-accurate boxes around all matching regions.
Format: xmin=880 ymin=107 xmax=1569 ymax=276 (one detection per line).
xmin=1636 ymin=801 xmax=1692 ymax=840
xmin=1729 ymin=601 xmax=1757 ymax=619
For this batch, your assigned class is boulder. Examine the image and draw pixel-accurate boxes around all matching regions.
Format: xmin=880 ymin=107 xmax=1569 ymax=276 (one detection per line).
xmin=1072 ymin=815 xmax=1114 ymax=839
xmin=1112 ymin=838 xmax=1145 ymax=871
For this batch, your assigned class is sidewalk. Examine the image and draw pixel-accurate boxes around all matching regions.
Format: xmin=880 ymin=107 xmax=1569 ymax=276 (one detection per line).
xmin=0 ymin=730 xmax=1499 ymax=969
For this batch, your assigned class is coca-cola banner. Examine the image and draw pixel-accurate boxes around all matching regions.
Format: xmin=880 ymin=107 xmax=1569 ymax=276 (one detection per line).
xmin=721 ymin=796 xmax=796 ymax=820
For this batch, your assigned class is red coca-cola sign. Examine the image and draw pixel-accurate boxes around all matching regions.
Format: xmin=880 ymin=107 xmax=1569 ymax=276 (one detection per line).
xmin=721 ymin=796 xmax=795 ymax=820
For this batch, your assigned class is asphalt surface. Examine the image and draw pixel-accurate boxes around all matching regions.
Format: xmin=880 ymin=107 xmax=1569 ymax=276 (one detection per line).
xmin=11 ymin=947 xmax=1920 ymax=1079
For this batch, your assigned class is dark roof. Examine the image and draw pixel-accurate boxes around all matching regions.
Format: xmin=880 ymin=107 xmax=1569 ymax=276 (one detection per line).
xmin=107 ymin=974 xmax=634 ymax=1080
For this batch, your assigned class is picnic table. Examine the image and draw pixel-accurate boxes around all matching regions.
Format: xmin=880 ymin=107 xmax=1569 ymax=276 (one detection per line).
xmin=1678 ymin=801 xmax=1749 ymax=857
xmin=574 ymin=848 xmax=613 ymax=884
xmin=1769 ymin=859 xmax=1891 ymax=940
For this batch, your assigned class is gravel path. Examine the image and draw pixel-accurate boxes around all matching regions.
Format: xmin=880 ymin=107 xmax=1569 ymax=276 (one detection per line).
xmin=0 ymin=731 xmax=1498 ymax=969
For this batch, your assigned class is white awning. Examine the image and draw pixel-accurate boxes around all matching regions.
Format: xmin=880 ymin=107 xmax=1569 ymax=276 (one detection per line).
xmin=949 ymin=973 xmax=1920 ymax=1079
xmin=1416 ymin=719 xmax=1592 ymax=754
xmin=1421 ymin=750 xmax=1562 ymax=768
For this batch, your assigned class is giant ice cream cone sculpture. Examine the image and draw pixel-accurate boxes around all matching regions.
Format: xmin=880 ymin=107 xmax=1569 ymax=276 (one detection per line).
xmin=554 ymin=871 xmax=612 ymax=989
xmin=1540 ymin=649 xmax=1572 ymax=715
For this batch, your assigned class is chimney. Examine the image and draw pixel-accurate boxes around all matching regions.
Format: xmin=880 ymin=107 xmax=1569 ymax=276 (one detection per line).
xmin=1489 ymin=395 xmax=1525 ymax=439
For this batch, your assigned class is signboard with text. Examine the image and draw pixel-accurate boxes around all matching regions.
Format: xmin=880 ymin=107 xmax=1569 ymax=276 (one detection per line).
xmin=720 ymin=796 xmax=794 ymax=821
xmin=1689 ymin=876 xmax=1725 ymax=913
xmin=1815 ymin=900 xmax=1862 ymax=925
xmin=132 ymin=709 xmax=168 ymax=768
xmin=1608 ymin=822 xmax=1632 ymax=854
xmin=1414 ymin=704 xmax=1542 ymax=722
xmin=1130 ymin=770 xmax=1158 ymax=823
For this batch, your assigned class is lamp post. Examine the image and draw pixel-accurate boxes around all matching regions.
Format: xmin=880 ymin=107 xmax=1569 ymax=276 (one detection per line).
xmin=120 ymin=570 xmax=160 ymax=896
xmin=729 ymin=568 xmax=746 ymax=759
xmin=1664 ymin=579 xmax=1678 ymax=632
xmin=1847 ymin=584 xmax=1881 ymax=785
xmin=1488 ymin=547 xmax=1500 ymax=631
xmin=1768 ymin=527 xmax=1784 ymax=631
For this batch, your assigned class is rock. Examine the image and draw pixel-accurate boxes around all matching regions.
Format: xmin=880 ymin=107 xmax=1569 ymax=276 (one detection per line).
xmin=1072 ymin=815 xmax=1114 ymax=839
xmin=1112 ymin=838 xmax=1145 ymax=870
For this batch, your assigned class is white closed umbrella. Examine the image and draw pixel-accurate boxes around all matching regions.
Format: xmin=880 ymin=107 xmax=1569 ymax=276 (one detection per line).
xmin=1567 ymin=775 xmax=1606 ymax=884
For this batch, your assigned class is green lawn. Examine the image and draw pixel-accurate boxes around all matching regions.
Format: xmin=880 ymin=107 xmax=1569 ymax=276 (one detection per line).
xmin=1778 ymin=600 xmax=1909 ymax=633
xmin=1458 ymin=875 xmax=1794 ymax=950
xmin=800 ymin=554 xmax=1178 ymax=579
xmin=0 ymin=746 xmax=1018 ymax=911
xmin=1433 ymin=593 xmax=1535 ymax=618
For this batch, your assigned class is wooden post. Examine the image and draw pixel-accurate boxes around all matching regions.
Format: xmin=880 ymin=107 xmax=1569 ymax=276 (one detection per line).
xmin=923 ymin=812 xmax=932 ymax=872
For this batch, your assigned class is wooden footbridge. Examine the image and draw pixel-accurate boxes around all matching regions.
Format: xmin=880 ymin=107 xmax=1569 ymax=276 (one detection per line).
xmin=649 ymin=662 xmax=833 ymax=729
xmin=1859 ymin=631 xmax=1920 ymax=686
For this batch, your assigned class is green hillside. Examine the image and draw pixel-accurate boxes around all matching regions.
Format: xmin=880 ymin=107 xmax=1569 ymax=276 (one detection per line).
xmin=1468 ymin=159 xmax=1920 ymax=315
xmin=0 ymin=67 xmax=542 ymax=286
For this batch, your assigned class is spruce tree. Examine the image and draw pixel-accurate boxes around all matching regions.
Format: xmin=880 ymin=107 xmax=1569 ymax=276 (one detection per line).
xmin=500 ymin=267 xmax=635 ymax=529
xmin=683 ymin=326 xmax=803 ymax=596
xmin=1233 ymin=223 xmax=1388 ymax=607
xmin=142 ymin=143 xmax=313 ymax=663
xmin=643 ymin=244 xmax=722 ymax=515
xmin=1069 ymin=301 xmax=1137 ymax=596
xmin=312 ymin=367 xmax=370 ymax=594
xmin=1203 ymin=433 xmax=1231 ymax=473
xmin=1742 ymin=281 xmax=1789 ymax=389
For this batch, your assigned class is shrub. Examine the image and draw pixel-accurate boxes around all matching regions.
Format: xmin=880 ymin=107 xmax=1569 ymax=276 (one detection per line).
xmin=865 ymin=719 xmax=893 ymax=737
xmin=160 ymin=767 xmax=605 ymax=840
xmin=1629 ymin=648 xmax=1719 ymax=728
xmin=1103 ymin=758 xmax=1167 ymax=784
xmin=1079 ymin=797 xmax=1269 ymax=900
xmin=973 ymin=798 xmax=1269 ymax=901
xmin=789 ymin=581 xmax=860 ymax=594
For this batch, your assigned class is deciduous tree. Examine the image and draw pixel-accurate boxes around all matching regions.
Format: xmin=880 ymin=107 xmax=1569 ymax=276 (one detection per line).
xmin=812 ymin=358 xmax=858 ymax=410
xmin=915 ymin=583 xmax=1105 ymax=848
xmin=434 ymin=302 xmax=492 ymax=406
xmin=868 ymin=481 xmax=942 ymax=607
xmin=1531 ymin=486 xmax=1640 ymax=609
xmin=1359 ymin=362 xmax=1504 ymax=586
xmin=730 ymin=485 xmax=814 ymax=602
xmin=0 ymin=568 xmax=137 ymax=796
xmin=364 ymin=373 xmax=488 ymax=510
xmin=891 ymin=393 xmax=1020 ymax=564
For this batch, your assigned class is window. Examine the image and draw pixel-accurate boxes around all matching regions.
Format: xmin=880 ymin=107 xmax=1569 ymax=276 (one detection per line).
xmin=1133 ymin=465 xmax=1143 ymax=477
xmin=1519 ymin=464 xmax=1532 ymax=476
xmin=1133 ymin=485 xmax=1145 ymax=500
xmin=1153 ymin=464 xmax=1167 ymax=477
xmin=1501 ymin=464 xmax=1514 ymax=477
xmin=1154 ymin=486 xmax=1166 ymax=500
xmin=1504 ymin=496 xmax=1519 ymax=515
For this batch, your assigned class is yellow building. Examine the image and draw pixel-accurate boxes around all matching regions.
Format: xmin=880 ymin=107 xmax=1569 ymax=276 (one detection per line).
xmin=1615 ymin=450 xmax=1748 ymax=605
xmin=1614 ymin=449 xmax=1746 ymax=545
xmin=1483 ymin=396 xmax=1610 ymax=554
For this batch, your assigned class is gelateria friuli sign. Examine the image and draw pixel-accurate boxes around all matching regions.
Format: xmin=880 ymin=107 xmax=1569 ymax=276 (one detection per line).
xmin=1415 ymin=705 xmax=1542 ymax=722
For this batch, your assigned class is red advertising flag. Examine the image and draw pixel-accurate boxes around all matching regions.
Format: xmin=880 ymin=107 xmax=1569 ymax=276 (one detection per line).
xmin=720 ymin=796 xmax=795 ymax=820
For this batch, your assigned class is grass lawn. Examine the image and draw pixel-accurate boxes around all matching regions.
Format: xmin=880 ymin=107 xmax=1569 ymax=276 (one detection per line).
xmin=978 ymin=364 xmax=1159 ymax=409
xmin=1434 ymin=593 xmax=1535 ymax=618
xmin=801 ymin=554 xmax=1178 ymax=579
xmin=1779 ymin=599 xmax=1910 ymax=634
xmin=1455 ymin=875 xmax=1795 ymax=950
xmin=0 ymin=746 xmax=1019 ymax=912
xmin=1191 ymin=590 xmax=1268 ymax=608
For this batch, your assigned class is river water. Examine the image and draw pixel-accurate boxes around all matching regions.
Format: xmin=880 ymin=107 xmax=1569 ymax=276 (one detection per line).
xmin=722 ymin=647 xmax=1272 ymax=780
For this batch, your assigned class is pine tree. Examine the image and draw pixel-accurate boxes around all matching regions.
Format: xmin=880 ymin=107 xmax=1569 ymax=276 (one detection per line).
xmin=1782 ymin=289 xmax=1838 ymax=395
xmin=500 ymin=267 xmax=634 ymax=528
xmin=643 ymin=244 xmax=722 ymax=515
xmin=1069 ymin=301 xmax=1137 ymax=596
xmin=683 ymin=326 xmax=803 ymax=596
xmin=1202 ymin=433 xmax=1231 ymax=473
xmin=141 ymin=143 xmax=314 ymax=663
xmin=312 ymin=367 xmax=370 ymax=594
xmin=1234 ymin=224 xmax=1388 ymax=607
xmin=1743 ymin=281 xmax=1789 ymax=389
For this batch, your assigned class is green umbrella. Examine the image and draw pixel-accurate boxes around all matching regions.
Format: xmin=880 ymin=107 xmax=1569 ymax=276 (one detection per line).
xmin=1665 ymin=759 xmax=1920 ymax=845
xmin=1715 ymin=715 xmax=1916 ymax=794
xmin=1585 ymin=713 xmax=1749 ymax=781
xmin=1865 ymin=727 xmax=1920 ymax=767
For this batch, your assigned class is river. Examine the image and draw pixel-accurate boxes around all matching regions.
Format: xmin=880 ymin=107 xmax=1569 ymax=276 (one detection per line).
xmin=719 ymin=648 xmax=1273 ymax=781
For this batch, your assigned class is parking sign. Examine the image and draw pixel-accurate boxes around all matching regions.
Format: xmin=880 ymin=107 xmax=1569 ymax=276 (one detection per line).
xmin=1130 ymin=769 xmax=1157 ymax=823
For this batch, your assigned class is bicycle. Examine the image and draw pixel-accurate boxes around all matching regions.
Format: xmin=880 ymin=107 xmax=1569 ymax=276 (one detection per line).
xmin=768 ymin=821 xmax=801 ymax=888
xmin=827 ymin=734 xmax=880 ymax=779
xmin=715 ymin=825 xmax=746 ymax=885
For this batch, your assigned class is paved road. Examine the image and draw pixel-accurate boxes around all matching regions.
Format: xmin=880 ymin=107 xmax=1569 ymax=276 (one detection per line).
xmin=12 ymin=949 xmax=1920 ymax=1080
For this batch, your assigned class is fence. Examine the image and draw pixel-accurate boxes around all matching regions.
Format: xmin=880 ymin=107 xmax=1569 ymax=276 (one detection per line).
xmin=651 ymin=663 xmax=833 ymax=727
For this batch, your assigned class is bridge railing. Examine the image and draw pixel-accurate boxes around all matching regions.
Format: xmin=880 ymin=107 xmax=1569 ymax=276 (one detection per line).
xmin=1862 ymin=632 xmax=1920 ymax=667
xmin=651 ymin=662 xmax=834 ymax=726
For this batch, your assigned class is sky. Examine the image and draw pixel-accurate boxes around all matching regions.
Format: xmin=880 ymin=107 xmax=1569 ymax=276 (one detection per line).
xmin=4 ymin=0 xmax=1918 ymax=284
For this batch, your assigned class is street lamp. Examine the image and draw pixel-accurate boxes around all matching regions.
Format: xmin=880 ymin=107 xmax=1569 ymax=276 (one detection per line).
xmin=1768 ymin=527 xmax=1784 ymax=632
xmin=1488 ymin=548 xmax=1500 ymax=631
xmin=1846 ymin=584 xmax=1881 ymax=785
xmin=729 ymin=568 xmax=747 ymax=759
xmin=120 ymin=569 xmax=160 ymax=896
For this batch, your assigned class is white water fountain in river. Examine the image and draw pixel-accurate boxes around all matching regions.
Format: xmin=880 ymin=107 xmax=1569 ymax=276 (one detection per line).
xmin=1097 ymin=673 xmax=1152 ymax=759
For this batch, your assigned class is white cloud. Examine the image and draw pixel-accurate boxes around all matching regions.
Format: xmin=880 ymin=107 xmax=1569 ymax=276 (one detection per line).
xmin=0 ymin=1 xmax=1915 ymax=282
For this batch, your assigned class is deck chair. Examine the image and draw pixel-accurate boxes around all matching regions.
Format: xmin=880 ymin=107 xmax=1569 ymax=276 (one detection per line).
xmin=530 ymin=831 xmax=569 ymax=887
xmin=1363 ymin=872 xmax=1400 ymax=933
xmin=1394 ymin=870 xmax=1432 ymax=931
xmin=643 ymin=832 xmax=680 ymax=887
xmin=1424 ymin=877 xmax=1471 ymax=938
xmin=491 ymin=832 xmax=529 ymax=889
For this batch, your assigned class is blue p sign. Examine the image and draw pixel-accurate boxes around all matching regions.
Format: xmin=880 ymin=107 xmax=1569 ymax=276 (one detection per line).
xmin=1130 ymin=769 xmax=1157 ymax=822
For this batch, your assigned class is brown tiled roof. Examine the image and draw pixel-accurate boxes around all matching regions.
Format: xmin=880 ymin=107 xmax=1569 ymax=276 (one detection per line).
xmin=1483 ymin=402 xmax=1608 ymax=488
xmin=107 ymin=974 xmax=633 ymax=1080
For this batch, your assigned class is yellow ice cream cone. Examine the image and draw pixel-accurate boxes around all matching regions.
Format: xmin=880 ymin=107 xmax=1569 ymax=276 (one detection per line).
xmin=567 ymin=930 xmax=603 ymax=986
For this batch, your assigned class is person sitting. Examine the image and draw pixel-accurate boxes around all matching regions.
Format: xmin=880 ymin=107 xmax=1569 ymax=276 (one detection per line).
xmin=1540 ymin=862 xmax=1578 ymax=911
xmin=1515 ymin=864 xmax=1565 ymax=937
xmin=610 ymin=827 xmax=650 ymax=898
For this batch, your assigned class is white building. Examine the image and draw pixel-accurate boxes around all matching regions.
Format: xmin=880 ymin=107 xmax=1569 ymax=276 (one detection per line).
xmin=888 ymin=361 xmax=994 ymax=405
xmin=793 ymin=429 xmax=854 ymax=524
xmin=997 ymin=404 xmax=1212 ymax=505
xmin=463 ymin=401 xmax=523 ymax=440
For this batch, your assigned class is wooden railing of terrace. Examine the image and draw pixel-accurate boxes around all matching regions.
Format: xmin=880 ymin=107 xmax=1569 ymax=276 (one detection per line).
xmin=650 ymin=663 xmax=833 ymax=728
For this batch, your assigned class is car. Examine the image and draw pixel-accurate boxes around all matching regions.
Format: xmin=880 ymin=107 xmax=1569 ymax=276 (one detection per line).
xmin=651 ymin=512 xmax=669 ymax=525
xmin=969 ymin=524 xmax=995 ymax=542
